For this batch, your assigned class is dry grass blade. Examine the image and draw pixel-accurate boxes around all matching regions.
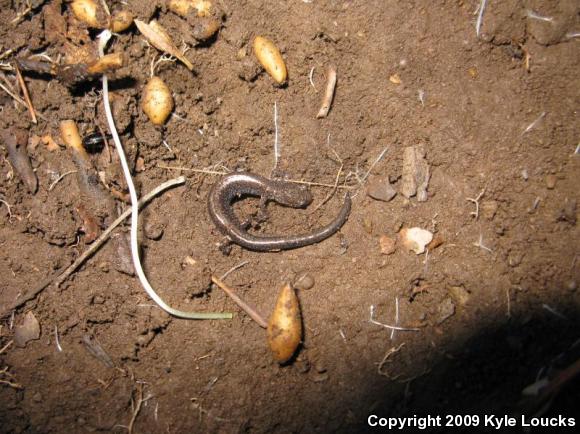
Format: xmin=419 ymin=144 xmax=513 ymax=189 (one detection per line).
xmin=134 ymin=20 xmax=193 ymax=70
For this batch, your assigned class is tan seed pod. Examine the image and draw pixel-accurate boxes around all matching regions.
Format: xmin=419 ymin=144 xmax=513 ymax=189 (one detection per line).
xmin=168 ymin=0 xmax=213 ymax=17
xmin=111 ymin=10 xmax=134 ymax=32
xmin=267 ymin=283 xmax=302 ymax=363
xmin=192 ymin=17 xmax=221 ymax=41
xmin=71 ymin=0 xmax=107 ymax=28
xmin=253 ymin=36 xmax=287 ymax=84
xmin=142 ymin=76 xmax=174 ymax=125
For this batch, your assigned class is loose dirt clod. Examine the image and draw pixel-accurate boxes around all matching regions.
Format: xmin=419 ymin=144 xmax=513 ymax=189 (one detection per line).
xmin=1 ymin=128 xmax=38 ymax=193
xmin=14 ymin=311 xmax=41 ymax=347
xmin=400 ymin=145 xmax=429 ymax=201
xmin=379 ymin=234 xmax=397 ymax=255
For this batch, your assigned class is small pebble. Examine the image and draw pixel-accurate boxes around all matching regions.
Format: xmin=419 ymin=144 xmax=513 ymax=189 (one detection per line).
xmin=565 ymin=280 xmax=577 ymax=292
xmin=367 ymin=176 xmax=397 ymax=202
xmin=92 ymin=295 xmax=105 ymax=305
xmin=144 ymin=221 xmax=164 ymax=240
xmin=294 ymin=272 xmax=315 ymax=290
xmin=379 ymin=235 xmax=396 ymax=255
xmin=545 ymin=174 xmax=557 ymax=189
xmin=32 ymin=392 xmax=43 ymax=403
xmin=399 ymin=227 xmax=433 ymax=255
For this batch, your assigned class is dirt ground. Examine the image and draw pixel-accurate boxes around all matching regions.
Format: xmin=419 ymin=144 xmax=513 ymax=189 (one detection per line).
xmin=1 ymin=0 xmax=579 ymax=433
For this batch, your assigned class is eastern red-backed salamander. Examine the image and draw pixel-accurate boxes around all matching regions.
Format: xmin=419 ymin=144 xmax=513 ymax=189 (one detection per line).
xmin=207 ymin=172 xmax=351 ymax=251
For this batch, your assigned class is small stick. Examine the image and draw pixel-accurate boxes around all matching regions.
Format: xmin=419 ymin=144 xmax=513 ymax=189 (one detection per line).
xmin=14 ymin=64 xmax=37 ymax=124
xmin=0 ymin=340 xmax=13 ymax=355
xmin=475 ymin=0 xmax=488 ymax=38
xmin=211 ymin=275 xmax=268 ymax=328
xmin=369 ymin=305 xmax=421 ymax=332
xmin=360 ymin=146 xmax=389 ymax=185
xmin=316 ymin=66 xmax=337 ymax=118
xmin=219 ymin=261 xmax=249 ymax=281
xmin=0 ymin=78 xmax=27 ymax=107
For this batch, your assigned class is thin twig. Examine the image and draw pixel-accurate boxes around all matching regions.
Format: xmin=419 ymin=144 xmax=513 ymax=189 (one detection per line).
xmin=0 ymin=77 xmax=27 ymax=107
xmin=369 ymin=305 xmax=421 ymax=332
xmin=211 ymin=275 xmax=268 ymax=328
xmin=361 ymin=147 xmax=389 ymax=185
xmin=14 ymin=65 xmax=36 ymax=123
xmin=219 ymin=261 xmax=249 ymax=281
xmin=0 ymin=340 xmax=13 ymax=355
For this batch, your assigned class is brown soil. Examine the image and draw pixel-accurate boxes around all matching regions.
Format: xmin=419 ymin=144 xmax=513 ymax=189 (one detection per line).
xmin=1 ymin=1 xmax=579 ymax=433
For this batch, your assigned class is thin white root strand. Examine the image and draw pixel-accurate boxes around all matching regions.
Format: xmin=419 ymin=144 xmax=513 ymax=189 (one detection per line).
xmin=369 ymin=305 xmax=420 ymax=332
xmin=97 ymin=30 xmax=231 ymax=320
xmin=475 ymin=0 xmax=488 ymax=38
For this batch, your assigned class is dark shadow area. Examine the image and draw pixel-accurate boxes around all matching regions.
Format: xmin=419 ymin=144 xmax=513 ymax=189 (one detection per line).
xmin=329 ymin=303 xmax=579 ymax=433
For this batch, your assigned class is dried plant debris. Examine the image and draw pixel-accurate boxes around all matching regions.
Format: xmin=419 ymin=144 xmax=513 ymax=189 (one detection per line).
xmin=14 ymin=312 xmax=41 ymax=347
xmin=82 ymin=334 xmax=114 ymax=368
xmin=1 ymin=128 xmax=38 ymax=194
xmin=134 ymin=20 xmax=193 ymax=70
xmin=400 ymin=145 xmax=430 ymax=201
xmin=17 ymin=53 xmax=124 ymax=87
